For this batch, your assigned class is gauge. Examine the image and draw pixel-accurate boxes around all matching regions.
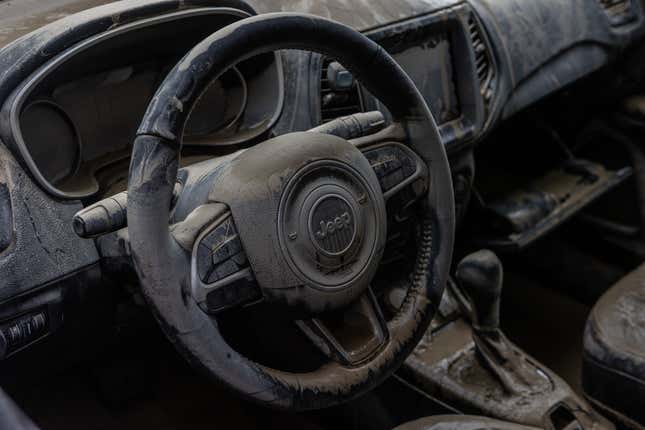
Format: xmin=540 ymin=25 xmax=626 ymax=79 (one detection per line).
xmin=20 ymin=100 xmax=81 ymax=185
xmin=185 ymin=67 xmax=247 ymax=137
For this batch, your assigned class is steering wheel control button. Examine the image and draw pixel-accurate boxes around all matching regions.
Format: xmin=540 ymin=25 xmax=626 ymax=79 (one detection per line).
xmin=364 ymin=145 xmax=418 ymax=192
xmin=192 ymin=215 xmax=261 ymax=314
xmin=279 ymin=159 xmax=386 ymax=297
xmin=204 ymin=269 xmax=261 ymax=314
xmin=309 ymin=195 xmax=357 ymax=256
xmin=196 ymin=217 xmax=248 ymax=285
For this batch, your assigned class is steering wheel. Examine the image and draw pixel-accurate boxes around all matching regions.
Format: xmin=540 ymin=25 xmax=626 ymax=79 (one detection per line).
xmin=127 ymin=12 xmax=455 ymax=410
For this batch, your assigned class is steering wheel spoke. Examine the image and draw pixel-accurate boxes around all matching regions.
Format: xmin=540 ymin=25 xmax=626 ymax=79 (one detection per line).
xmin=170 ymin=203 xmax=263 ymax=314
xmin=296 ymin=287 xmax=389 ymax=367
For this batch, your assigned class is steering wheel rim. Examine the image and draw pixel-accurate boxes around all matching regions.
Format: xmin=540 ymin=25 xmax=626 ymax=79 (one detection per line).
xmin=127 ymin=12 xmax=455 ymax=410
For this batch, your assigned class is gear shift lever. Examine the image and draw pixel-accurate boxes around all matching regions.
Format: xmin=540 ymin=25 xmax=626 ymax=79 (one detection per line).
xmin=455 ymin=250 xmax=503 ymax=332
xmin=454 ymin=250 xmax=545 ymax=396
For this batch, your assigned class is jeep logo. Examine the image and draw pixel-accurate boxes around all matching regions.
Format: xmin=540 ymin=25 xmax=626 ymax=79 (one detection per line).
xmin=315 ymin=212 xmax=352 ymax=239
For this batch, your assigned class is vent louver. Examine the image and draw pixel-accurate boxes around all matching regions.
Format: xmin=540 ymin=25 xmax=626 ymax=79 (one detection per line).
xmin=598 ymin=0 xmax=636 ymax=25
xmin=320 ymin=58 xmax=362 ymax=123
xmin=468 ymin=15 xmax=495 ymax=109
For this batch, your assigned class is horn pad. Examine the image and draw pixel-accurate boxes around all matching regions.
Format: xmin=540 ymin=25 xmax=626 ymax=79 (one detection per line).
xmin=211 ymin=132 xmax=386 ymax=313
xmin=278 ymin=159 xmax=384 ymax=292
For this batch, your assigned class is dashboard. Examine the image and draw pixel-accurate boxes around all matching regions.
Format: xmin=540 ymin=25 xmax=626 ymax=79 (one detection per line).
xmin=0 ymin=0 xmax=642 ymax=202
xmin=0 ymin=0 xmax=644 ymax=366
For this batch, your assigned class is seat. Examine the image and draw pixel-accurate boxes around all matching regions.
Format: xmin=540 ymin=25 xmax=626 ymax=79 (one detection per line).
xmin=583 ymin=262 xmax=645 ymax=429
xmin=393 ymin=415 xmax=539 ymax=430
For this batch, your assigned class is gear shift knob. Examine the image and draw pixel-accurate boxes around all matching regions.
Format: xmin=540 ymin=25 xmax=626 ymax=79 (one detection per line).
xmin=455 ymin=249 xmax=503 ymax=331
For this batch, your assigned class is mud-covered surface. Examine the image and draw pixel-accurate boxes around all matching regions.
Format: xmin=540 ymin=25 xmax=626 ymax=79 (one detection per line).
xmin=249 ymin=0 xmax=461 ymax=31
xmin=124 ymin=11 xmax=455 ymax=409
xmin=586 ymin=262 xmax=645 ymax=363
xmin=393 ymin=415 xmax=541 ymax=430
xmin=403 ymin=316 xmax=612 ymax=429
xmin=403 ymin=251 xmax=613 ymax=429
xmin=362 ymin=3 xmax=484 ymax=154
xmin=1 ymin=0 xmax=644 ymax=149
xmin=470 ymin=0 xmax=645 ymax=123
xmin=0 ymin=143 xmax=98 ymax=299
xmin=479 ymin=162 xmax=632 ymax=251
xmin=583 ymin=262 xmax=645 ymax=426
xmin=1 ymin=0 xmax=644 ymax=182
xmin=0 ymin=0 xmax=461 ymax=49
xmin=0 ymin=0 xmax=644 ymax=419
xmin=0 ymin=0 xmax=114 ymax=47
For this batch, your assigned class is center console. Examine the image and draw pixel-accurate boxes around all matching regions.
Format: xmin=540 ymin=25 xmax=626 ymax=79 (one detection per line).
xmin=399 ymin=250 xmax=614 ymax=430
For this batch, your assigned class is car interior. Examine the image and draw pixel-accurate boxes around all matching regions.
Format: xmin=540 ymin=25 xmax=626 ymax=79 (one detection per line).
xmin=1 ymin=0 xmax=645 ymax=429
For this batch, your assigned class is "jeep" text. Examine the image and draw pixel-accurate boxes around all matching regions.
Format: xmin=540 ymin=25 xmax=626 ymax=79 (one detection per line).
xmin=315 ymin=212 xmax=352 ymax=239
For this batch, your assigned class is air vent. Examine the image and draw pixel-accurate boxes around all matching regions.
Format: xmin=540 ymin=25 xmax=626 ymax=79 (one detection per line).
xmin=468 ymin=15 xmax=495 ymax=109
xmin=598 ymin=0 xmax=636 ymax=26
xmin=320 ymin=58 xmax=362 ymax=123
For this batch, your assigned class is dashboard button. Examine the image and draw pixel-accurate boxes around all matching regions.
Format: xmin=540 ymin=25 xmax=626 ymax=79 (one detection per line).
xmin=1 ymin=310 xmax=49 ymax=356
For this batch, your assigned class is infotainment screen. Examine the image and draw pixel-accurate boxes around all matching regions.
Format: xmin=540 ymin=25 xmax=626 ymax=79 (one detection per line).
xmin=382 ymin=31 xmax=461 ymax=125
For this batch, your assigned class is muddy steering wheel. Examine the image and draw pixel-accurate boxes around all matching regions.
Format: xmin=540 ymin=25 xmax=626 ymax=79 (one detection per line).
xmin=127 ymin=13 xmax=455 ymax=410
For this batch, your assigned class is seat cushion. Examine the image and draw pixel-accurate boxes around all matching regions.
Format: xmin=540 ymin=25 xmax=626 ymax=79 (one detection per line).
xmin=393 ymin=415 xmax=539 ymax=430
xmin=583 ymin=262 xmax=645 ymax=429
